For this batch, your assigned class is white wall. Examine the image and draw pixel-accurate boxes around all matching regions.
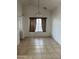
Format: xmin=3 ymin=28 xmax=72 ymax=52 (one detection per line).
xmin=22 ymin=5 xmax=52 ymax=37
xmin=17 ymin=0 xmax=22 ymax=45
xmin=51 ymin=5 xmax=61 ymax=44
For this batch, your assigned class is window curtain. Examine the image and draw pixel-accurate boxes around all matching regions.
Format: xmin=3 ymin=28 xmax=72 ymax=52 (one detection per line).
xmin=41 ymin=18 xmax=46 ymax=32
xmin=29 ymin=18 xmax=36 ymax=32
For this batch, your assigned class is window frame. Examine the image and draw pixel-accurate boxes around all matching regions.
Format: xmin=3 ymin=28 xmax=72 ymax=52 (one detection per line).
xmin=29 ymin=17 xmax=47 ymax=32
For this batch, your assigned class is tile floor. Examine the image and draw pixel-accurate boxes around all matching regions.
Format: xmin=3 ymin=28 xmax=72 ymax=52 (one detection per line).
xmin=17 ymin=37 xmax=61 ymax=59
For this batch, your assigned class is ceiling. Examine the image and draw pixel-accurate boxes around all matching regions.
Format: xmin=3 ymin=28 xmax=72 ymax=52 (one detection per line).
xmin=22 ymin=0 xmax=61 ymax=11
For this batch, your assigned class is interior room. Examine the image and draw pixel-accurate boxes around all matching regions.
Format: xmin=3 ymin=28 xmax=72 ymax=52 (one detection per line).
xmin=17 ymin=0 xmax=61 ymax=59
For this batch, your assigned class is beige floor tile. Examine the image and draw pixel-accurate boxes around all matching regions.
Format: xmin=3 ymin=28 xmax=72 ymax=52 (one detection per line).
xmin=17 ymin=56 xmax=32 ymax=59
xmin=17 ymin=37 xmax=61 ymax=59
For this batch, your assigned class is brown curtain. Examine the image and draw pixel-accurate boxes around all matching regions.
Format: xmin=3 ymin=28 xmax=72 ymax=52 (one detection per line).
xmin=42 ymin=18 xmax=46 ymax=32
xmin=29 ymin=17 xmax=36 ymax=32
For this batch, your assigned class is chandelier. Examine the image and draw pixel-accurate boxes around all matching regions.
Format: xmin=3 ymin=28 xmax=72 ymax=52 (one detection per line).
xmin=35 ymin=0 xmax=42 ymax=17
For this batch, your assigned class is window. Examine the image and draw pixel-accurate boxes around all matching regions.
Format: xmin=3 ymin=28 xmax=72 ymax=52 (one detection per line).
xmin=35 ymin=18 xmax=43 ymax=32
xmin=29 ymin=17 xmax=46 ymax=32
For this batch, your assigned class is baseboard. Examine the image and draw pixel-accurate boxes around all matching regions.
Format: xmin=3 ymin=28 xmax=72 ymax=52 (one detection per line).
xmin=24 ymin=36 xmax=51 ymax=38
xmin=51 ymin=36 xmax=61 ymax=45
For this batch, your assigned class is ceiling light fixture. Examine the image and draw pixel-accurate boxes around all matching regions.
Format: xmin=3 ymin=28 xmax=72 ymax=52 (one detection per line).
xmin=35 ymin=0 xmax=42 ymax=17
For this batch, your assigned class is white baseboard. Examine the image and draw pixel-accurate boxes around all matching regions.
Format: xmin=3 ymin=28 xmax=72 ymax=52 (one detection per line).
xmin=51 ymin=36 xmax=61 ymax=45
